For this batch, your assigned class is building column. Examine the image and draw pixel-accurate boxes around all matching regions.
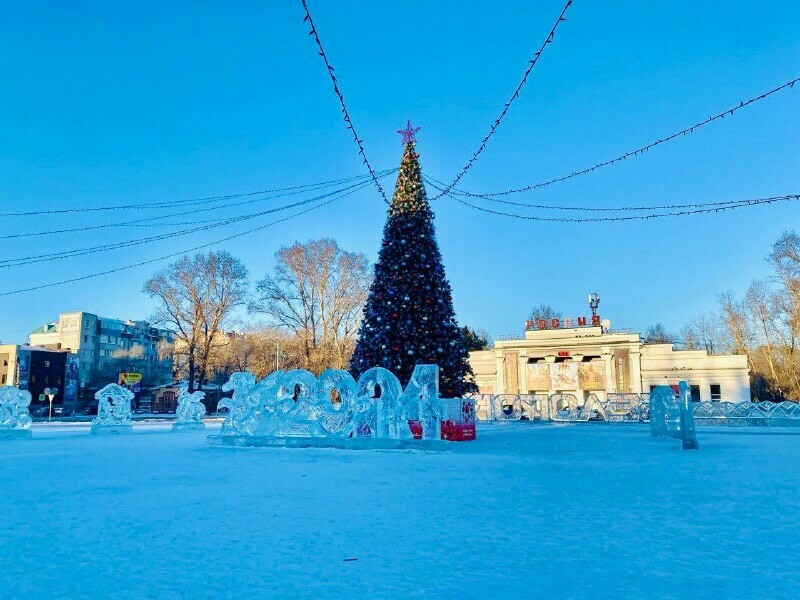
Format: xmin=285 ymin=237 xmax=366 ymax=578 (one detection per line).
xmin=629 ymin=351 xmax=642 ymax=394
xmin=603 ymin=352 xmax=615 ymax=394
xmin=517 ymin=351 xmax=528 ymax=394
xmin=494 ymin=351 xmax=506 ymax=394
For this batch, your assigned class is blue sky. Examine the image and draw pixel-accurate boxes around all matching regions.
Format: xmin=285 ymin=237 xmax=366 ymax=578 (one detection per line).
xmin=0 ymin=0 xmax=798 ymax=342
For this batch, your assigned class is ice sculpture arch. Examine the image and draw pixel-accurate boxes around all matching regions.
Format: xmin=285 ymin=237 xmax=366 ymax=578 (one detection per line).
xmin=0 ymin=386 xmax=33 ymax=438
xmin=218 ymin=364 xmax=441 ymax=441
xmin=92 ymin=383 xmax=134 ymax=434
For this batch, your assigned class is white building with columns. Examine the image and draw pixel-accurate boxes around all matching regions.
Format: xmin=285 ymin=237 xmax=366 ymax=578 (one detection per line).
xmin=469 ymin=324 xmax=751 ymax=403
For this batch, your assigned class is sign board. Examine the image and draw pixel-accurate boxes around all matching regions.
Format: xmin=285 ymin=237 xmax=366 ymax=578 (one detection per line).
xmin=118 ymin=372 xmax=143 ymax=393
xmin=527 ymin=315 xmax=599 ymax=330
xmin=613 ymin=349 xmax=631 ymax=393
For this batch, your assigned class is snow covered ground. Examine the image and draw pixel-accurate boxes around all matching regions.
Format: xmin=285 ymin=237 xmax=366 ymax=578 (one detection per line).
xmin=1 ymin=422 xmax=798 ymax=599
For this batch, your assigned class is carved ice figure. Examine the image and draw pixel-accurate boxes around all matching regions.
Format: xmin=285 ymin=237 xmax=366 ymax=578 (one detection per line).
xmin=356 ymin=367 xmax=404 ymax=438
xmin=399 ymin=364 xmax=441 ymax=440
xmin=649 ymin=383 xmax=698 ymax=449
xmin=0 ymin=386 xmax=33 ymax=431
xmin=92 ymin=384 xmax=134 ymax=433
xmin=219 ymin=372 xmax=260 ymax=435
xmin=173 ymin=384 xmax=207 ymax=430
xmin=677 ymin=381 xmax=699 ymax=449
xmin=275 ymin=369 xmax=324 ymax=437
xmin=314 ymin=369 xmax=357 ymax=437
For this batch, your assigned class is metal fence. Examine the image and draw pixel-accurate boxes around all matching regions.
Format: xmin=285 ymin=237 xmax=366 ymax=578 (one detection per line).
xmin=468 ymin=394 xmax=800 ymax=427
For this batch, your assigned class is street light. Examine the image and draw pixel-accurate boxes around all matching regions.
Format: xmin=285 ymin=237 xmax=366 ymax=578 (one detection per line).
xmin=44 ymin=387 xmax=58 ymax=422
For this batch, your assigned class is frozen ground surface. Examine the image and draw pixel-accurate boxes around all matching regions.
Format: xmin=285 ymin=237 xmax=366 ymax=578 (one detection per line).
xmin=1 ymin=423 xmax=798 ymax=599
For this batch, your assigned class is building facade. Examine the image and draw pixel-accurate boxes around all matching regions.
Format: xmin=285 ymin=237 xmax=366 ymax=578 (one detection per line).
xmin=469 ymin=324 xmax=750 ymax=403
xmin=28 ymin=311 xmax=174 ymax=407
xmin=0 ymin=344 xmax=73 ymax=411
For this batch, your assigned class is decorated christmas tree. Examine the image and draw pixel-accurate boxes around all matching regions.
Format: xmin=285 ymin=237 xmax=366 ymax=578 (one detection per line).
xmin=350 ymin=123 xmax=476 ymax=397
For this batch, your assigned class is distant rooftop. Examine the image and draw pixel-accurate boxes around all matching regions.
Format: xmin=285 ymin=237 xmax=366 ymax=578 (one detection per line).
xmin=29 ymin=322 xmax=58 ymax=335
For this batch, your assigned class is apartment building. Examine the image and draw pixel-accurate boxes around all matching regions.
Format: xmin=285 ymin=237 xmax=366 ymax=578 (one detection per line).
xmin=29 ymin=311 xmax=174 ymax=405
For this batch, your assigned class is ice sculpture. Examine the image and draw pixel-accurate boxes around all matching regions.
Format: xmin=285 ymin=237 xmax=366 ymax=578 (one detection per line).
xmin=357 ymin=367 xmax=404 ymax=438
xmin=216 ymin=364 xmax=444 ymax=442
xmin=398 ymin=364 xmax=441 ymax=440
xmin=91 ymin=383 xmax=134 ymax=435
xmin=0 ymin=386 xmax=33 ymax=439
xmin=219 ymin=372 xmax=260 ymax=435
xmin=173 ymin=384 xmax=207 ymax=431
xmin=649 ymin=382 xmax=699 ymax=449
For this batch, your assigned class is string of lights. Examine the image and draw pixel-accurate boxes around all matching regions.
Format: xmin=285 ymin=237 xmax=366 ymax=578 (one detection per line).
xmin=0 ymin=170 xmax=395 ymax=240
xmin=432 ymin=0 xmax=574 ymax=201
xmin=423 ymin=175 xmax=785 ymax=213
xmin=300 ymin=0 xmax=390 ymax=205
xmin=0 ymin=181 xmax=367 ymax=297
xmin=448 ymin=75 xmax=800 ymax=199
xmin=439 ymin=187 xmax=799 ymax=223
xmin=0 ymin=170 xmax=387 ymax=217
xmin=0 ymin=176 xmax=384 ymax=268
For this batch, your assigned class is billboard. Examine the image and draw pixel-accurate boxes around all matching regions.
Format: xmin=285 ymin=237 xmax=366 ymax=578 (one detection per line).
xmin=578 ymin=362 xmax=606 ymax=391
xmin=526 ymin=363 xmax=551 ymax=391
xmin=16 ymin=349 xmax=31 ymax=391
xmin=118 ymin=372 xmax=143 ymax=393
xmin=64 ymin=355 xmax=80 ymax=404
xmin=550 ymin=362 xmax=579 ymax=390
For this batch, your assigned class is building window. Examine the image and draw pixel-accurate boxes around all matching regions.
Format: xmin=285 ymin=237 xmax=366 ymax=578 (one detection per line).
xmin=44 ymin=360 xmax=51 ymax=368
xmin=690 ymin=385 xmax=700 ymax=402
xmin=1 ymin=375 xmax=5 ymax=384
xmin=84 ymin=335 xmax=88 ymax=343
xmin=710 ymin=384 xmax=722 ymax=401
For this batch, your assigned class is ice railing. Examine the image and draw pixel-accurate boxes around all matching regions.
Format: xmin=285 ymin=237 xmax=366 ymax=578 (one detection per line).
xmin=692 ymin=400 xmax=800 ymax=427
xmin=469 ymin=392 xmax=649 ymax=423
xmin=470 ymin=393 xmax=800 ymax=427
xmin=217 ymin=364 xmax=444 ymax=440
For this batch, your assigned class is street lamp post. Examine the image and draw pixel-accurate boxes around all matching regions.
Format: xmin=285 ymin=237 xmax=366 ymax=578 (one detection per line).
xmin=44 ymin=387 xmax=58 ymax=422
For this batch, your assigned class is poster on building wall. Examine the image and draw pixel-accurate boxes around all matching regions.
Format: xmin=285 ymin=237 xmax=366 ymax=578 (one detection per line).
xmin=613 ymin=349 xmax=631 ymax=393
xmin=60 ymin=316 xmax=80 ymax=335
xmin=526 ymin=363 xmax=551 ymax=391
xmin=64 ymin=355 xmax=80 ymax=404
xmin=503 ymin=352 xmax=519 ymax=393
xmin=550 ymin=362 xmax=579 ymax=390
xmin=16 ymin=349 xmax=31 ymax=391
xmin=578 ymin=362 xmax=606 ymax=391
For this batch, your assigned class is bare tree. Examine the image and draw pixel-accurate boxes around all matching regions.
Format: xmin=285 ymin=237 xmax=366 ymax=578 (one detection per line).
xmin=251 ymin=239 xmax=371 ymax=372
xmin=208 ymin=327 xmax=305 ymax=381
xmin=528 ymin=304 xmax=562 ymax=323
xmin=144 ymin=251 xmax=248 ymax=391
xmin=644 ymin=323 xmax=676 ymax=343
xmin=682 ymin=312 xmax=725 ymax=354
